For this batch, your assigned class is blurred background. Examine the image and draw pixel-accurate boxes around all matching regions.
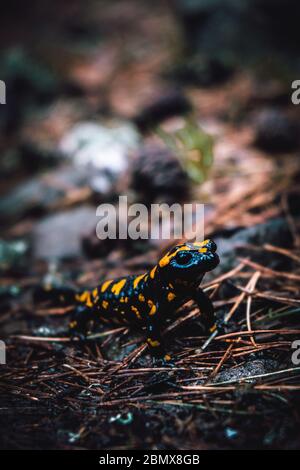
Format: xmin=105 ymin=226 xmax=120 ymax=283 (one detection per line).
xmin=1 ymin=0 xmax=300 ymax=451
xmin=1 ymin=0 xmax=300 ymax=255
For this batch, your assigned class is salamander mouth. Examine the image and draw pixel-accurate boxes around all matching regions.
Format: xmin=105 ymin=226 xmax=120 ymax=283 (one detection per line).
xmin=206 ymin=252 xmax=220 ymax=270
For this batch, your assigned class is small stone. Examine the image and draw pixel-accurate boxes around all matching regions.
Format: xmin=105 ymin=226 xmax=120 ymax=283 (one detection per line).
xmin=59 ymin=121 xmax=140 ymax=174
xmin=131 ymin=145 xmax=189 ymax=203
xmin=254 ymin=109 xmax=299 ymax=153
xmin=212 ymin=217 xmax=293 ymax=275
xmin=32 ymin=205 xmax=98 ymax=260
xmin=213 ymin=359 xmax=278 ymax=384
xmin=59 ymin=121 xmax=140 ymax=198
xmin=134 ymin=90 xmax=191 ymax=131
xmin=0 ymin=165 xmax=90 ymax=222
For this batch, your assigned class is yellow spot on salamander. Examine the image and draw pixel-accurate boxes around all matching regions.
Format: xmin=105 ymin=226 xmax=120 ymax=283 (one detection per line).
xmin=102 ymin=300 xmax=109 ymax=309
xmin=111 ymin=279 xmax=126 ymax=296
xmin=164 ymin=354 xmax=172 ymax=362
xmin=150 ymin=305 xmax=157 ymax=315
xmin=133 ymin=273 xmax=145 ymax=290
xmin=148 ymin=299 xmax=157 ymax=316
xmin=159 ymin=245 xmax=190 ymax=267
xmin=92 ymin=288 xmax=99 ymax=303
xmin=76 ymin=291 xmax=88 ymax=302
xmin=159 ymin=254 xmax=172 ymax=268
xmin=92 ymin=288 xmax=98 ymax=298
xmin=131 ymin=305 xmax=142 ymax=319
xmin=167 ymin=292 xmax=176 ymax=302
xmin=193 ymin=239 xmax=210 ymax=247
xmin=150 ymin=266 xmax=157 ymax=279
xmin=86 ymin=294 xmax=93 ymax=307
xmin=100 ymin=279 xmax=113 ymax=293
xmin=76 ymin=291 xmax=93 ymax=307
xmin=198 ymin=247 xmax=208 ymax=253
xmin=147 ymin=338 xmax=160 ymax=348
xmin=138 ymin=293 xmax=145 ymax=302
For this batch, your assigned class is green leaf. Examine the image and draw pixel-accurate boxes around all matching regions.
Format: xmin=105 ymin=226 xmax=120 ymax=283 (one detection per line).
xmin=156 ymin=117 xmax=214 ymax=184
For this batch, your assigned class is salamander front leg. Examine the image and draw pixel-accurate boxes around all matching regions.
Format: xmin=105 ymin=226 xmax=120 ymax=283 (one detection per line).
xmin=69 ymin=305 xmax=92 ymax=341
xmin=193 ymin=288 xmax=215 ymax=332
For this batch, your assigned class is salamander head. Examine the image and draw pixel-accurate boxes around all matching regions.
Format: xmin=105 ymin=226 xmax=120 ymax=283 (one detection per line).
xmin=158 ymin=239 xmax=219 ymax=283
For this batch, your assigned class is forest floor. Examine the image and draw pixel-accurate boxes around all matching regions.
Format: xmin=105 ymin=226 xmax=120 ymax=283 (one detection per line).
xmin=0 ymin=0 xmax=300 ymax=450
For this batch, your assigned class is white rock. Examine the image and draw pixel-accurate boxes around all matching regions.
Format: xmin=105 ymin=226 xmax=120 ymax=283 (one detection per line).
xmin=59 ymin=121 xmax=140 ymax=176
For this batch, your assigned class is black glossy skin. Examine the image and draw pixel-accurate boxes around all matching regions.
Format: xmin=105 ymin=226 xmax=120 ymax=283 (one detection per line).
xmin=69 ymin=239 xmax=219 ymax=362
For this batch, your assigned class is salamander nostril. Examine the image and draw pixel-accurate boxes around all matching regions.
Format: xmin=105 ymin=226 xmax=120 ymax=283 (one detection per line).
xmin=206 ymin=240 xmax=217 ymax=253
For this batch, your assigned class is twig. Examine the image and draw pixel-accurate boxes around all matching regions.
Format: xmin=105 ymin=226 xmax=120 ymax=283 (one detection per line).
xmin=246 ymin=271 xmax=261 ymax=347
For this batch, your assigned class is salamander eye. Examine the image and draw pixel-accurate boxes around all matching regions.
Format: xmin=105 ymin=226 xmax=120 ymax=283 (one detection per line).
xmin=175 ymin=252 xmax=193 ymax=265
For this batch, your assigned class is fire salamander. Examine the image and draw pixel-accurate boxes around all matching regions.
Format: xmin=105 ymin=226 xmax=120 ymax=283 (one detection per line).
xmin=68 ymin=239 xmax=219 ymax=362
